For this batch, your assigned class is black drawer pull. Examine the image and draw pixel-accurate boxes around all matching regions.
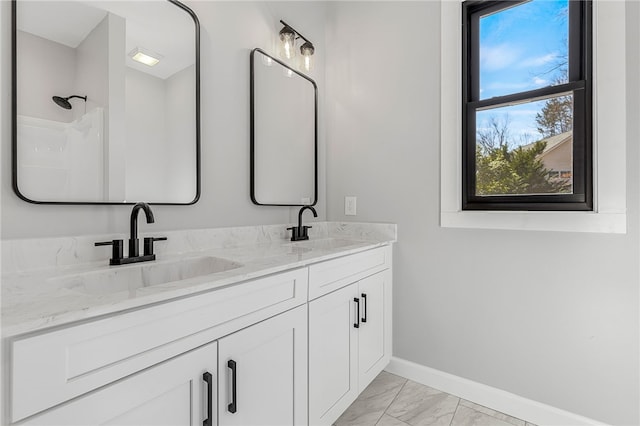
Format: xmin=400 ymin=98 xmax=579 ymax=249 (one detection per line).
xmin=202 ymin=372 xmax=213 ymax=426
xmin=361 ymin=293 xmax=368 ymax=323
xmin=228 ymin=359 xmax=237 ymax=413
xmin=354 ymin=298 xmax=360 ymax=328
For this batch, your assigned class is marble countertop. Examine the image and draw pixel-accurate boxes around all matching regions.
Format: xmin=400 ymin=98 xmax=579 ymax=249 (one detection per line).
xmin=2 ymin=222 xmax=396 ymax=338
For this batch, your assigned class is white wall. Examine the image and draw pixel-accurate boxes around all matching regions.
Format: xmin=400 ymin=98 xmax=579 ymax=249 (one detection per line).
xmin=16 ymin=31 xmax=75 ymax=123
xmin=125 ymin=64 xmax=197 ymax=202
xmin=105 ymin=13 xmax=128 ymax=201
xmin=75 ymin=15 xmax=109 ymax=117
xmin=125 ymin=67 xmax=169 ymax=200
xmin=325 ymin=2 xmax=639 ymax=425
xmin=1 ymin=1 xmax=327 ymax=239
xmin=75 ymin=15 xmax=113 ymax=201
xmin=165 ymin=65 xmax=197 ymax=201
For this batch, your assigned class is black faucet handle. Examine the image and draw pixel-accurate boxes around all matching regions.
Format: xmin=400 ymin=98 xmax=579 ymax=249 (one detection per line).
xmin=286 ymin=227 xmax=298 ymax=241
xmin=143 ymin=237 xmax=167 ymax=256
xmin=287 ymin=226 xmax=312 ymax=242
xmin=95 ymin=239 xmax=124 ymax=262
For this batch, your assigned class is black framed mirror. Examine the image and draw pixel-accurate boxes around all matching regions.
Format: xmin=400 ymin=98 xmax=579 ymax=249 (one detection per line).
xmin=11 ymin=0 xmax=200 ymax=204
xmin=250 ymin=48 xmax=317 ymax=207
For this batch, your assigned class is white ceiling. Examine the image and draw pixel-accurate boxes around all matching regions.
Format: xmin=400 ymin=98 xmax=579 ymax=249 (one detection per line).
xmin=17 ymin=0 xmax=195 ymax=80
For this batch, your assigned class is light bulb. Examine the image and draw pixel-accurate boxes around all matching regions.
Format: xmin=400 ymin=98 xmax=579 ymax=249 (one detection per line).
xmin=303 ymin=55 xmax=312 ymax=72
xmin=279 ymin=26 xmax=296 ymax=60
xmin=284 ymin=41 xmax=293 ymax=58
xmin=299 ymin=41 xmax=314 ymax=72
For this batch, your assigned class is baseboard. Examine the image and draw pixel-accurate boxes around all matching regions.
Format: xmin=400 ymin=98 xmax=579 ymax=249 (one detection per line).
xmin=385 ymin=357 xmax=609 ymax=426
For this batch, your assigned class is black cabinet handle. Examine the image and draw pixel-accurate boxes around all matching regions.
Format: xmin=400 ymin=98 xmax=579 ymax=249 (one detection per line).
xmin=354 ymin=298 xmax=360 ymax=328
xmin=228 ymin=359 xmax=237 ymax=413
xmin=361 ymin=293 xmax=368 ymax=323
xmin=202 ymin=372 xmax=213 ymax=426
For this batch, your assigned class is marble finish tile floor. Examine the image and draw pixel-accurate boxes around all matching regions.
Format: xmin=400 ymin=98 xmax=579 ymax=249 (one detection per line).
xmin=334 ymin=372 xmax=537 ymax=426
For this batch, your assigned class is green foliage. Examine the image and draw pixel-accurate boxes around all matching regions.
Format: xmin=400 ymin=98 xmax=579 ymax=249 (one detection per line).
xmin=476 ymin=141 xmax=570 ymax=195
xmin=535 ymin=95 xmax=573 ymax=137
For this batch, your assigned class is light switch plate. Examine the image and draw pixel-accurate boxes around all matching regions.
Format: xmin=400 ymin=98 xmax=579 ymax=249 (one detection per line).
xmin=345 ymin=196 xmax=357 ymax=216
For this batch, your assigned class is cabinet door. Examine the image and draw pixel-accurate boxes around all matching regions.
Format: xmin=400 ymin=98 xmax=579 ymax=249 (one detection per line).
xmin=308 ymin=283 xmax=359 ymax=426
xmin=357 ymin=270 xmax=391 ymax=392
xmin=22 ymin=342 xmax=218 ymax=426
xmin=218 ymin=305 xmax=308 ymax=426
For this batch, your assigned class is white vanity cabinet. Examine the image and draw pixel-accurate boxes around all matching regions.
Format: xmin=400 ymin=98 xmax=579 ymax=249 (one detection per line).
xmin=20 ymin=304 xmax=309 ymax=426
xmin=357 ymin=271 xmax=391 ymax=389
xmin=8 ymin=268 xmax=308 ymax=424
xmin=20 ymin=341 xmax=218 ymax=426
xmin=308 ymin=283 xmax=359 ymax=426
xmin=218 ymin=304 xmax=308 ymax=426
xmin=308 ymin=247 xmax=392 ymax=426
xmin=5 ymin=242 xmax=393 ymax=426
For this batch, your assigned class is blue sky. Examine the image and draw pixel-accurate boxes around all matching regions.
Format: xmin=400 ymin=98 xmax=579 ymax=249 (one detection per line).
xmin=477 ymin=0 xmax=569 ymax=145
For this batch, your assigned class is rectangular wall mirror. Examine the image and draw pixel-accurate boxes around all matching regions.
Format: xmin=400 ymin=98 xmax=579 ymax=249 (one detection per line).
xmin=12 ymin=0 xmax=200 ymax=204
xmin=250 ymin=48 xmax=317 ymax=207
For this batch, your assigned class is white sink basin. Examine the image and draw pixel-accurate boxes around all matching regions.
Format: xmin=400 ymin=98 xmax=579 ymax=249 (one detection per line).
xmin=51 ymin=256 xmax=243 ymax=296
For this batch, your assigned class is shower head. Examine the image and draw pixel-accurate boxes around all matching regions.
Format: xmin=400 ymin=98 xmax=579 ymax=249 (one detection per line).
xmin=52 ymin=95 xmax=87 ymax=110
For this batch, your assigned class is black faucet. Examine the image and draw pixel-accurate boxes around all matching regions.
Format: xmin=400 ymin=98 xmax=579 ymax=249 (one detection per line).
xmin=288 ymin=205 xmax=317 ymax=241
xmin=129 ymin=202 xmax=154 ymax=257
xmin=95 ymin=202 xmax=167 ymax=265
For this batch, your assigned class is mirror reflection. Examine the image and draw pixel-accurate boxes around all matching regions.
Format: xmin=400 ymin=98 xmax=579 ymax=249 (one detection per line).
xmin=250 ymin=48 xmax=317 ymax=206
xmin=13 ymin=0 xmax=199 ymax=204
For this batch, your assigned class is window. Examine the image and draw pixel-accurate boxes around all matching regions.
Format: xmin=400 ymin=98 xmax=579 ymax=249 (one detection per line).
xmin=462 ymin=0 xmax=592 ymax=211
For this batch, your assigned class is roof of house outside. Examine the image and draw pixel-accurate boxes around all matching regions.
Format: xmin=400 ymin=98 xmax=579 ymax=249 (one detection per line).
xmin=522 ymin=131 xmax=572 ymax=159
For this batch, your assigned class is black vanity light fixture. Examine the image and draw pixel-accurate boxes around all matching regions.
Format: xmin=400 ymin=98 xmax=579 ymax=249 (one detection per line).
xmin=278 ymin=20 xmax=315 ymax=72
xmin=52 ymin=95 xmax=87 ymax=110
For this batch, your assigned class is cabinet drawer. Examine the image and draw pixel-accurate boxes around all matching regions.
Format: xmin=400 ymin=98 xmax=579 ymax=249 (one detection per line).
xmin=20 ymin=342 xmax=217 ymax=426
xmin=10 ymin=268 xmax=308 ymax=423
xmin=308 ymin=246 xmax=391 ymax=300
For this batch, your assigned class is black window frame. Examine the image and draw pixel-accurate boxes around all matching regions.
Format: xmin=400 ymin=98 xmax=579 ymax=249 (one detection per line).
xmin=462 ymin=0 xmax=593 ymax=211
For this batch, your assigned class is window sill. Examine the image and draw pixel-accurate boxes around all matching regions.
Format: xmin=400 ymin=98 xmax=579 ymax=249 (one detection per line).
xmin=441 ymin=210 xmax=626 ymax=234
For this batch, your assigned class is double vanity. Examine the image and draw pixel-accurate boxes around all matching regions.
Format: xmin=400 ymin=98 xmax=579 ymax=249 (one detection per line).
xmin=2 ymin=222 xmax=395 ymax=426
